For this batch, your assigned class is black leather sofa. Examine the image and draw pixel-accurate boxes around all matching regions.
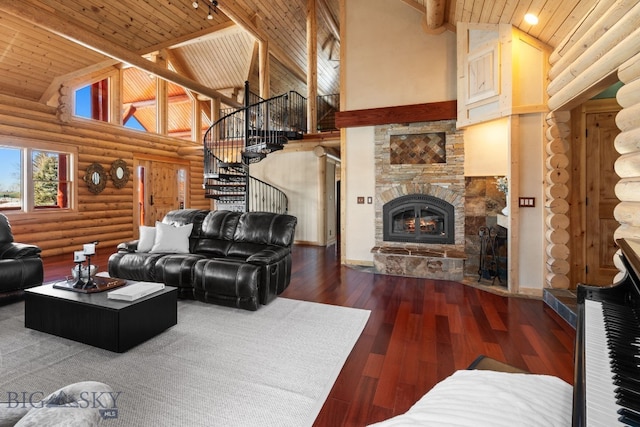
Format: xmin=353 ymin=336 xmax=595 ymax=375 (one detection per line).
xmin=108 ymin=209 xmax=297 ymax=310
xmin=0 ymin=213 xmax=44 ymax=303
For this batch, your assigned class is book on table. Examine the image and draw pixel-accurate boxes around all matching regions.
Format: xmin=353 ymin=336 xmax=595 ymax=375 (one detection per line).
xmin=107 ymin=282 xmax=165 ymax=301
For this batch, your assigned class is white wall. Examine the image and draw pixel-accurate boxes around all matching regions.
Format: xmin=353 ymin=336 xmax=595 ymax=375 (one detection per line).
xmin=344 ymin=126 xmax=376 ymax=264
xmin=344 ymin=0 xmax=457 ymax=110
xmin=343 ymin=0 xmax=457 ymax=264
xmin=250 ymin=150 xmax=320 ymax=243
xmin=516 ymin=114 xmax=546 ymax=292
xmin=463 ymin=118 xmax=510 ymax=176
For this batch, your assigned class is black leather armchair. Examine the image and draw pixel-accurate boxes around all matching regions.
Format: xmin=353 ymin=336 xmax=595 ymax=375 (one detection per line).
xmin=0 ymin=213 xmax=44 ymax=302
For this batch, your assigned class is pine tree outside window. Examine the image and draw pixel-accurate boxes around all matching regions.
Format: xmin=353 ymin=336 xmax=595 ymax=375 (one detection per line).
xmin=32 ymin=150 xmax=70 ymax=209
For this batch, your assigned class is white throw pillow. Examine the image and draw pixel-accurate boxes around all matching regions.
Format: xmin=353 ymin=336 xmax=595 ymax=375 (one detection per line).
xmin=150 ymin=221 xmax=194 ymax=253
xmin=137 ymin=226 xmax=156 ymax=252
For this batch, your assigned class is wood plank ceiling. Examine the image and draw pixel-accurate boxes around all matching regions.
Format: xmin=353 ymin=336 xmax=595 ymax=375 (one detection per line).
xmin=0 ymin=0 xmax=599 ymax=135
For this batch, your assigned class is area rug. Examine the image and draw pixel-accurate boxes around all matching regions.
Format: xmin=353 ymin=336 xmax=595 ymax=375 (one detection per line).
xmin=0 ymin=298 xmax=370 ymax=426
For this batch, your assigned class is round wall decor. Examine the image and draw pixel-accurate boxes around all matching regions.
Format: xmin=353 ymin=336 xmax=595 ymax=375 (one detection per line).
xmin=84 ymin=163 xmax=107 ymax=194
xmin=110 ymin=159 xmax=130 ymax=189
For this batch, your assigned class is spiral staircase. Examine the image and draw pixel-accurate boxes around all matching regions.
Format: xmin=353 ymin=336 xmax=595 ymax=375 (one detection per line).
xmin=203 ymin=85 xmax=307 ymax=214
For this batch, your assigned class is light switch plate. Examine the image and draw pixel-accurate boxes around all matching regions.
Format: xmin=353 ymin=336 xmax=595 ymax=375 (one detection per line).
xmin=518 ymin=197 xmax=535 ymax=207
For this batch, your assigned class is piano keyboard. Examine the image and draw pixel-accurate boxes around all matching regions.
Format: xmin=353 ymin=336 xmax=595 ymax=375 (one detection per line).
xmin=585 ymin=299 xmax=640 ymax=426
xmin=585 ymin=299 xmax=625 ymax=425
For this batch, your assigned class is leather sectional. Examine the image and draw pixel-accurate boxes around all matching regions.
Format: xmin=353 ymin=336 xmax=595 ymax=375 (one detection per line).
xmin=0 ymin=213 xmax=44 ymax=303
xmin=108 ymin=209 xmax=297 ymax=310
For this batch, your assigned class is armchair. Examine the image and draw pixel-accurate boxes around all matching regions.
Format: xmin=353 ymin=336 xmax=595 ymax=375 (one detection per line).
xmin=0 ymin=213 xmax=44 ymax=303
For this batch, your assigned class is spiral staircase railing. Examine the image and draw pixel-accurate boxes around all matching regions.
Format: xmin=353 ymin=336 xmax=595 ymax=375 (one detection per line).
xmin=203 ymin=83 xmax=307 ymax=213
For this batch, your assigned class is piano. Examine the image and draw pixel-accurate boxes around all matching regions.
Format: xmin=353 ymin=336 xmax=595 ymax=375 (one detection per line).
xmin=574 ymin=238 xmax=640 ymax=427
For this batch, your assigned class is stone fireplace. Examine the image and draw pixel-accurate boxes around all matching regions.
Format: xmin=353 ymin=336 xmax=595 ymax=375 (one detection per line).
xmin=372 ymin=120 xmax=466 ymax=280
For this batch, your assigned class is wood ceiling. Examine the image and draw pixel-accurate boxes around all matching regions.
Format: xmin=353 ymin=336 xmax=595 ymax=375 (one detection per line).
xmin=0 ymin=0 xmax=599 ymax=131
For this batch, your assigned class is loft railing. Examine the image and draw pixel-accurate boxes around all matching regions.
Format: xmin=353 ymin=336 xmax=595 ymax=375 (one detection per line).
xmin=221 ymin=92 xmax=338 ymax=133
xmin=243 ymin=91 xmax=306 ymax=157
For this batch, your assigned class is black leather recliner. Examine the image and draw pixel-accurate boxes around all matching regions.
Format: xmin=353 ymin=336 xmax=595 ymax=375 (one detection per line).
xmin=0 ymin=213 xmax=44 ymax=302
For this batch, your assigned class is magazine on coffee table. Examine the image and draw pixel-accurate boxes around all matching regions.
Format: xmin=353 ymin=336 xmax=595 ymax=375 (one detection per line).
xmin=107 ymin=282 xmax=165 ymax=301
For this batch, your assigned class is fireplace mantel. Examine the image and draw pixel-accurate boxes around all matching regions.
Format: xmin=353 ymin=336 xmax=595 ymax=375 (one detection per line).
xmin=335 ymin=100 xmax=457 ymax=128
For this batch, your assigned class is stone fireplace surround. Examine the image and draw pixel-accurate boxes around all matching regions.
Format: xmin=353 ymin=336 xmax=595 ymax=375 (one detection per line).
xmin=372 ymin=120 xmax=467 ymax=281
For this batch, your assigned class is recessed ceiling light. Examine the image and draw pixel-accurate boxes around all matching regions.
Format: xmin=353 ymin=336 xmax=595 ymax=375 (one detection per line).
xmin=524 ymin=13 xmax=539 ymax=25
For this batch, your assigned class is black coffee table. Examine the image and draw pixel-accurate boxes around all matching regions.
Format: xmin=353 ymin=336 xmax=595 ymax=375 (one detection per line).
xmin=24 ymin=281 xmax=177 ymax=352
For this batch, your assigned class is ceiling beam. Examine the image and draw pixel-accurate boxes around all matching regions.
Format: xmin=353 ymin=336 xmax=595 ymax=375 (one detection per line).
xmin=0 ymin=0 xmax=243 ymax=108
xmin=127 ymin=93 xmax=191 ymax=108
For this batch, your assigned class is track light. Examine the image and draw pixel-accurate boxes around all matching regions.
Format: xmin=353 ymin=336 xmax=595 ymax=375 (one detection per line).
xmin=192 ymin=0 xmax=218 ymax=19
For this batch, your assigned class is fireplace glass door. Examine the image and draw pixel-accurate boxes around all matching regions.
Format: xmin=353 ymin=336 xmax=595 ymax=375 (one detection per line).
xmin=383 ymin=194 xmax=454 ymax=244
xmin=392 ymin=207 xmax=445 ymax=237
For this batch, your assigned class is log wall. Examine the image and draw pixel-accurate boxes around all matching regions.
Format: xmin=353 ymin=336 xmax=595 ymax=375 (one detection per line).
xmin=544 ymin=111 xmax=571 ymax=289
xmin=0 ymin=93 xmax=209 ymax=258
xmin=547 ymin=0 xmax=640 ymax=287
xmin=614 ymin=53 xmax=640 ymax=252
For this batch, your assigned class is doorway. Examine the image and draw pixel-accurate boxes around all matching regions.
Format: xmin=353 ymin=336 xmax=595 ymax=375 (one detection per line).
xmin=570 ymin=98 xmax=621 ymax=286
xmin=135 ymin=157 xmax=189 ymax=230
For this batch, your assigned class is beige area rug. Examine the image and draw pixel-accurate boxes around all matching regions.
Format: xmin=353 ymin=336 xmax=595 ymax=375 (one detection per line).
xmin=0 ymin=298 xmax=370 ymax=426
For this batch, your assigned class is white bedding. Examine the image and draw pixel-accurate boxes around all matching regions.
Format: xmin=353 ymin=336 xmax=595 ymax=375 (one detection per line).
xmin=367 ymin=369 xmax=572 ymax=427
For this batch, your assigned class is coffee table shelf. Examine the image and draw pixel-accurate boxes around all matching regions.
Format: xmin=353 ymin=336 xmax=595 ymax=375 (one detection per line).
xmin=25 ymin=282 xmax=177 ymax=352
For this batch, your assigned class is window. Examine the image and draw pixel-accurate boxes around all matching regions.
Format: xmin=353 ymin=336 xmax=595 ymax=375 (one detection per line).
xmin=74 ymin=78 xmax=110 ymax=122
xmin=32 ymin=150 xmax=71 ymax=209
xmin=123 ymin=68 xmax=156 ymax=132
xmin=0 ymin=146 xmax=22 ymax=210
xmin=0 ymin=143 xmax=75 ymax=213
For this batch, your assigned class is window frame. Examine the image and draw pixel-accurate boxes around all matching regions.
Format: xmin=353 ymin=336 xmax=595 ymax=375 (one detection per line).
xmin=73 ymin=77 xmax=111 ymax=123
xmin=0 ymin=138 xmax=78 ymax=217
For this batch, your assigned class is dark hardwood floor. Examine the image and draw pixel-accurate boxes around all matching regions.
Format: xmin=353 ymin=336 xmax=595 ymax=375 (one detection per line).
xmin=41 ymin=243 xmax=576 ymax=427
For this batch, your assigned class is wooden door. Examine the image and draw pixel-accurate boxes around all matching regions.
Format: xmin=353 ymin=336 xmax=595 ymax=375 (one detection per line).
xmin=585 ymin=111 xmax=620 ymax=285
xmin=148 ymin=162 xmax=179 ymax=224
xmin=136 ymin=158 xmax=187 ymax=227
